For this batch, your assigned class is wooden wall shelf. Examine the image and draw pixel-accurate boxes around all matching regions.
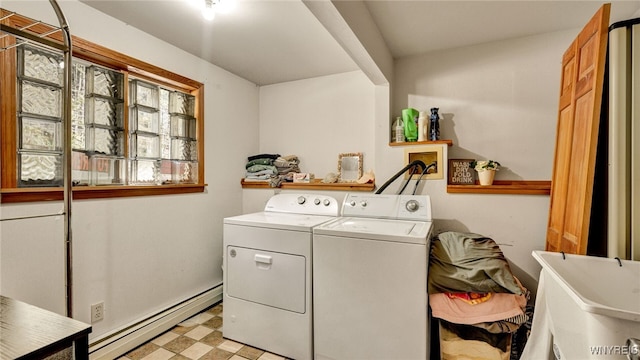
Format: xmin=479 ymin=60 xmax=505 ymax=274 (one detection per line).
xmin=389 ymin=140 xmax=453 ymax=147
xmin=447 ymin=180 xmax=551 ymax=195
xmin=241 ymin=179 xmax=375 ymax=192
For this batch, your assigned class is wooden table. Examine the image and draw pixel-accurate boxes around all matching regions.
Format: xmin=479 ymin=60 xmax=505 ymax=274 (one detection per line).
xmin=0 ymin=296 xmax=91 ymax=360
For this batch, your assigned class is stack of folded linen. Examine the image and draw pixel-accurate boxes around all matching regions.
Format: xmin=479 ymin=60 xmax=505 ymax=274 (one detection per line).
xmin=428 ymin=231 xmax=529 ymax=360
xmin=244 ymin=154 xmax=280 ymax=183
xmin=273 ymin=155 xmax=300 ymax=175
xmin=244 ymin=154 xmax=302 ymax=187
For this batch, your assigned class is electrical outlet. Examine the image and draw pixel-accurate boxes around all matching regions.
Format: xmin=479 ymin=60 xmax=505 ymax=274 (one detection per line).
xmin=91 ymin=302 xmax=104 ymax=323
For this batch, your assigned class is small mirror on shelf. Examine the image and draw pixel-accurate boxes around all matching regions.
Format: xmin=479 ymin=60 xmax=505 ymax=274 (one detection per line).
xmin=338 ymin=152 xmax=363 ymax=182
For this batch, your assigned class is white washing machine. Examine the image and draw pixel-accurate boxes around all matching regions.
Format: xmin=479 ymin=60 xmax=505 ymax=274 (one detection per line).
xmin=313 ymin=193 xmax=433 ymax=360
xmin=223 ymin=193 xmax=339 ymax=360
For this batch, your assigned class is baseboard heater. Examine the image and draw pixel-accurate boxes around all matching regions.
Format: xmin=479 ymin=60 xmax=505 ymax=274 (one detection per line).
xmin=89 ymin=284 xmax=223 ymax=360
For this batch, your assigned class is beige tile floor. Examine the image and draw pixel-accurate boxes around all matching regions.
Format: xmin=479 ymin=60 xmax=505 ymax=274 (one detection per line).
xmin=118 ymin=303 xmax=290 ymax=360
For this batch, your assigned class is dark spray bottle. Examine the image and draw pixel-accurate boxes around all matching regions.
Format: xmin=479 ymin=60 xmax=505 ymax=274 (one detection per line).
xmin=429 ymin=108 xmax=440 ymax=141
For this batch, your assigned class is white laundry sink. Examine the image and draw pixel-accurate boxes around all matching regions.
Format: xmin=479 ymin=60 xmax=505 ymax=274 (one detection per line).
xmin=522 ymin=250 xmax=640 ymax=359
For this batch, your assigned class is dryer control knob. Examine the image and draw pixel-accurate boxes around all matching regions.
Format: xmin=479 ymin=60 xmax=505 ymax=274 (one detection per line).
xmin=314 ymin=198 xmax=321 ymax=205
xmin=349 ymin=200 xmax=357 ymax=207
xmin=360 ymin=201 xmax=368 ymax=207
xmin=406 ymin=200 xmax=420 ymax=212
xmin=297 ymin=196 xmax=306 ymax=204
xmin=323 ymin=199 xmax=331 ymax=206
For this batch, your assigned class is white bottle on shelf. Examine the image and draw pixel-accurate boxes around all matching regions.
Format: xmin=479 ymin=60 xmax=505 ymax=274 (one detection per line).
xmin=418 ymin=111 xmax=427 ymax=141
xmin=392 ymin=117 xmax=404 ymax=142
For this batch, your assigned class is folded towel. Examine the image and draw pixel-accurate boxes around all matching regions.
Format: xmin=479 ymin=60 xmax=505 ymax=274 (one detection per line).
xmin=274 ymin=156 xmax=299 ymax=168
xmin=246 ymin=158 xmax=274 ymax=168
xmin=246 ymin=164 xmax=278 ymax=174
xmin=247 ymin=153 xmax=280 ymax=161
xmin=245 ymin=169 xmax=276 ymax=177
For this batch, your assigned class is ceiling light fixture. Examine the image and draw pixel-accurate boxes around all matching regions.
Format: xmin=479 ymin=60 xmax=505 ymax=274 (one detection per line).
xmin=202 ymin=0 xmax=216 ymax=20
xmin=198 ymin=0 xmax=236 ymax=21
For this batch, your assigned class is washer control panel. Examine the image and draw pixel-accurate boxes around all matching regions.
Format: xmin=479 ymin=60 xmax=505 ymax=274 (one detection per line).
xmin=342 ymin=194 xmax=432 ymax=221
xmin=265 ymin=193 xmax=340 ymax=216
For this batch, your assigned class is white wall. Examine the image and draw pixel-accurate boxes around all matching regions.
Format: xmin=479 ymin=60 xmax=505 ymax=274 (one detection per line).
xmin=393 ymin=31 xmax=575 ymax=177
xmin=241 ymin=70 xmax=376 ymax=213
xmin=259 ymin=71 xmax=376 ymax=179
xmin=392 ymin=29 xmax=578 ymax=285
xmin=250 ymin=29 xmax=578 ymax=290
xmin=0 ymin=0 xmax=259 ymax=340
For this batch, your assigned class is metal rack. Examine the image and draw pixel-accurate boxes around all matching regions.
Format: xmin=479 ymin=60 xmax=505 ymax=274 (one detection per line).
xmin=1 ymin=0 xmax=74 ymax=317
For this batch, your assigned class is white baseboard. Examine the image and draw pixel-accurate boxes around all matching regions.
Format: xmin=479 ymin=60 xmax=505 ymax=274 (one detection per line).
xmin=89 ymin=285 xmax=222 ymax=360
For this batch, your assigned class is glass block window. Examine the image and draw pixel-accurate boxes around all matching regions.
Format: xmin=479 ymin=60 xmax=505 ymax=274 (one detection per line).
xmin=16 ymin=44 xmax=63 ymax=187
xmin=17 ymin=43 xmax=62 ymax=85
xmin=86 ymin=65 xmax=124 ymax=99
xmin=76 ymin=63 xmax=125 ymax=185
xmin=16 ymin=47 xmax=128 ymax=186
xmin=168 ymin=90 xmax=197 ymax=183
xmin=129 ymin=80 xmax=197 ymax=185
xmin=160 ymin=89 xmax=171 ymax=160
xmin=19 ymin=80 xmax=62 ymax=117
xmin=20 ymin=116 xmax=62 ymax=151
xmin=71 ymin=62 xmax=86 ymax=150
xmin=3 ymin=12 xmax=203 ymax=200
xmin=19 ymin=152 xmax=62 ymax=186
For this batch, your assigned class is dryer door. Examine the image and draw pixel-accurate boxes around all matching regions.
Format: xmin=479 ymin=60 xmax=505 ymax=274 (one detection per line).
xmin=226 ymin=246 xmax=306 ymax=313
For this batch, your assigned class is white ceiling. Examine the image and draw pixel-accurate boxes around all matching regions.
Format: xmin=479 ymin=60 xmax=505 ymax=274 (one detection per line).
xmin=78 ymin=0 xmax=640 ymax=86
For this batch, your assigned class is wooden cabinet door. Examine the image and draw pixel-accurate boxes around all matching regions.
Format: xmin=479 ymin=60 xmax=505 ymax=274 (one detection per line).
xmin=546 ymin=4 xmax=610 ymax=254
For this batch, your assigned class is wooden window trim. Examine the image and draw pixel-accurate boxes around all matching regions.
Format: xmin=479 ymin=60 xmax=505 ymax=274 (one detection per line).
xmin=1 ymin=9 xmax=206 ymax=203
xmin=0 ymin=185 xmax=206 ymax=203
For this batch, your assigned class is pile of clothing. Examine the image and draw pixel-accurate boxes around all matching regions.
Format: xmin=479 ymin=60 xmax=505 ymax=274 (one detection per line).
xmin=244 ymin=153 xmax=301 ymax=187
xmin=273 ymin=155 xmax=300 ymax=179
xmin=428 ymin=231 xmax=529 ymax=360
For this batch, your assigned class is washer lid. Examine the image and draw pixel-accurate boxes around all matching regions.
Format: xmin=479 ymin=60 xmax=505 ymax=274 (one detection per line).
xmin=224 ymin=211 xmax=337 ymax=232
xmin=313 ymin=217 xmax=432 ymax=244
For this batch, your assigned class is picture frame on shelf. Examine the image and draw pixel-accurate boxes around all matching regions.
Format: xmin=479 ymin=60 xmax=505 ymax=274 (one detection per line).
xmin=338 ymin=152 xmax=363 ymax=183
xmin=448 ymin=159 xmax=476 ymax=185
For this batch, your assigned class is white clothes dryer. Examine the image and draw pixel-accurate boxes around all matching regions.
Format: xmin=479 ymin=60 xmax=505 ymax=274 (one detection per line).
xmin=313 ymin=193 xmax=433 ymax=360
xmin=223 ymin=193 xmax=339 ymax=360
